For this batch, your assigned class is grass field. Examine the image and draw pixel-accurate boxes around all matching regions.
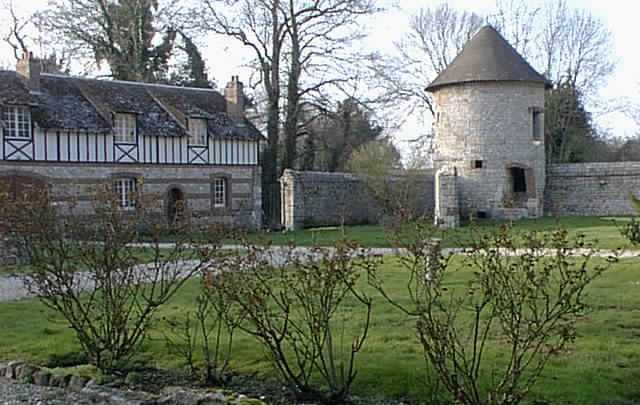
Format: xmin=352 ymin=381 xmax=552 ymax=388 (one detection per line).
xmin=253 ymin=216 xmax=634 ymax=250
xmin=1 ymin=256 xmax=639 ymax=404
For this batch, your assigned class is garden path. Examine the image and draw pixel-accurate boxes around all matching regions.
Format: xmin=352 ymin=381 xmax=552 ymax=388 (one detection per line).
xmin=0 ymin=245 xmax=634 ymax=302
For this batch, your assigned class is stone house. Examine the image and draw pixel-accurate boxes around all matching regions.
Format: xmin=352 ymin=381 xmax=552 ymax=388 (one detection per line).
xmin=0 ymin=53 xmax=264 ymax=229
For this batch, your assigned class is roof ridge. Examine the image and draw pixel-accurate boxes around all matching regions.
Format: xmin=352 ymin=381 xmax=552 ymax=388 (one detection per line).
xmin=42 ymin=73 xmax=220 ymax=93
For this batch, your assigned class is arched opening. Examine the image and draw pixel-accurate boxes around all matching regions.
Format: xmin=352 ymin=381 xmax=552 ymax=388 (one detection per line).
xmin=166 ymin=187 xmax=186 ymax=225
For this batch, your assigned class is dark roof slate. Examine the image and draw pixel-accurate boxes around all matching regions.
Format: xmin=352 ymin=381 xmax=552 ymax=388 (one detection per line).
xmin=34 ymin=75 xmax=111 ymax=133
xmin=0 ymin=71 xmax=31 ymax=105
xmin=0 ymin=72 xmax=263 ymax=141
xmin=426 ymin=26 xmax=551 ymax=92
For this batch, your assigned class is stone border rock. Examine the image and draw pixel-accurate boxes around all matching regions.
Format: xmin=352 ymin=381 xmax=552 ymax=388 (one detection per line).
xmin=0 ymin=361 xmax=266 ymax=404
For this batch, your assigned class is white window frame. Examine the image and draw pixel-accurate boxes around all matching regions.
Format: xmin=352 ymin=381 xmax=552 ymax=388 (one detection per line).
xmin=2 ymin=105 xmax=32 ymax=139
xmin=213 ymin=178 xmax=227 ymax=208
xmin=114 ymin=178 xmax=137 ymax=210
xmin=189 ymin=118 xmax=208 ymax=146
xmin=114 ymin=113 xmax=137 ymax=144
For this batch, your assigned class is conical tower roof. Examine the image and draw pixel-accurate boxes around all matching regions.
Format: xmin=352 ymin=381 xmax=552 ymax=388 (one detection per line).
xmin=426 ymin=26 xmax=551 ymax=92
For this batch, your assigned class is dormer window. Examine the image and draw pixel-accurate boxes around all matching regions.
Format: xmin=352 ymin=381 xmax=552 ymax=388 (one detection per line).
xmin=189 ymin=118 xmax=208 ymax=146
xmin=2 ymin=106 xmax=31 ymax=139
xmin=114 ymin=113 xmax=137 ymax=144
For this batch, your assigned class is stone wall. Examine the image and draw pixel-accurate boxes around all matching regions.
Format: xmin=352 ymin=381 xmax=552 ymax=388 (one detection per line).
xmin=545 ymin=162 xmax=640 ymax=216
xmin=0 ymin=162 xmax=262 ymax=229
xmin=281 ymin=169 xmax=435 ymax=230
xmin=434 ymin=166 xmax=459 ymax=228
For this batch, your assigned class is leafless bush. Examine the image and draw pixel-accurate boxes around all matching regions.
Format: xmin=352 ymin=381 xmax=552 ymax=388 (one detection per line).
xmin=163 ymin=269 xmax=245 ymax=384
xmin=218 ymin=240 xmax=381 ymax=402
xmin=370 ymin=219 xmax=617 ymax=405
xmin=0 ymin=183 xmax=227 ymax=372
xmin=621 ymin=193 xmax=640 ymax=245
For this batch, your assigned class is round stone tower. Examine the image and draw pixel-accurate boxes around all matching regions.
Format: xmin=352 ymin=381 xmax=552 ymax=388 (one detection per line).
xmin=427 ymin=26 xmax=550 ymax=220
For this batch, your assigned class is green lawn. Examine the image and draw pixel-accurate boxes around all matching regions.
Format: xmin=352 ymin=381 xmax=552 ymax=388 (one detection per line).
xmin=253 ymin=216 xmax=634 ymax=250
xmin=2 ymin=257 xmax=640 ymax=404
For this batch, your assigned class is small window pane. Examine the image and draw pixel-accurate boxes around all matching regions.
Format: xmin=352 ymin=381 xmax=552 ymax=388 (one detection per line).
xmin=2 ymin=106 xmax=31 ymax=139
xmin=190 ymin=118 xmax=208 ymax=146
xmin=114 ymin=113 xmax=136 ymax=143
xmin=114 ymin=178 xmax=136 ymax=209
xmin=213 ymin=178 xmax=226 ymax=208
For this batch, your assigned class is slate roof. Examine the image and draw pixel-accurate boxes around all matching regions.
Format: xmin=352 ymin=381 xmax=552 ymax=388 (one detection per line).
xmin=0 ymin=71 xmax=263 ymax=141
xmin=426 ymin=26 xmax=551 ymax=92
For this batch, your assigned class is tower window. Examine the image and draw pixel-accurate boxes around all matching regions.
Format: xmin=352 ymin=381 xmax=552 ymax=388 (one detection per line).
xmin=531 ymin=108 xmax=543 ymax=141
xmin=472 ymin=160 xmax=483 ymax=169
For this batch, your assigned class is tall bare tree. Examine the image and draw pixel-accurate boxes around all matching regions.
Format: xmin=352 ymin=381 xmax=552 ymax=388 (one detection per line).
xmin=1 ymin=0 xmax=71 ymax=72
xmin=370 ymin=4 xmax=482 ymax=120
xmin=278 ymin=0 xmax=376 ymax=171
xmin=537 ymin=0 xmax=614 ymax=97
xmin=198 ymin=0 xmax=285 ymax=195
xmin=198 ymin=0 xmax=376 ymax=226
xmin=1 ymin=0 xmax=31 ymax=60
xmin=488 ymin=0 xmax=540 ymax=60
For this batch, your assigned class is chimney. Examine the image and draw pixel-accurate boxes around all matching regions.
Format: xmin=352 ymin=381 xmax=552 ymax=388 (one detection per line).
xmin=224 ymin=76 xmax=245 ymax=122
xmin=16 ymin=51 xmax=41 ymax=92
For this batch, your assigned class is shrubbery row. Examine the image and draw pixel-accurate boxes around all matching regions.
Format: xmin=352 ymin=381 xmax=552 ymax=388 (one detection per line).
xmin=0 ymin=186 xmax=624 ymax=404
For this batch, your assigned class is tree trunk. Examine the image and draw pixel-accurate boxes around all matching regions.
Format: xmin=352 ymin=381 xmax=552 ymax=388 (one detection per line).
xmin=282 ymin=0 xmax=302 ymax=173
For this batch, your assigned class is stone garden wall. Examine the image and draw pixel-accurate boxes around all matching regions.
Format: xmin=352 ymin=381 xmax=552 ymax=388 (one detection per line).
xmin=280 ymin=169 xmax=436 ymax=230
xmin=545 ymin=162 xmax=640 ymax=216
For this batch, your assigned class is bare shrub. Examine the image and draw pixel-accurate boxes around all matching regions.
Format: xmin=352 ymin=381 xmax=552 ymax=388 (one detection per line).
xmin=0 ymin=183 xmax=226 ymax=372
xmin=621 ymin=193 xmax=640 ymax=245
xmin=219 ymin=240 xmax=381 ymax=402
xmin=370 ymin=219 xmax=617 ymax=405
xmin=163 ymin=270 xmax=245 ymax=384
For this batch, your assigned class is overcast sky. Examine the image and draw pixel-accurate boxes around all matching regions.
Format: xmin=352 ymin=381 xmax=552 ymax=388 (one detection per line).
xmin=1 ymin=0 xmax=638 ymax=154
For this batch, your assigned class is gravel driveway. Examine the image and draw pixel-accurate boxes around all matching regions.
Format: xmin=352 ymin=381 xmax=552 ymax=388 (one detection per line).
xmin=0 ymin=246 xmax=632 ymax=302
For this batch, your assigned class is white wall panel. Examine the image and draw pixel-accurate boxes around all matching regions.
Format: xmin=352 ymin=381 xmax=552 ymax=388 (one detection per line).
xmin=2 ymin=130 xmax=260 ymax=165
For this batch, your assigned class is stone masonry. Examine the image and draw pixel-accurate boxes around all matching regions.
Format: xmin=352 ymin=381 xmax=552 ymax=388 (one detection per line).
xmin=434 ymin=166 xmax=460 ymax=228
xmin=0 ymin=162 xmax=262 ymax=229
xmin=280 ymin=169 xmax=435 ymax=231
xmin=545 ymin=162 xmax=640 ymax=216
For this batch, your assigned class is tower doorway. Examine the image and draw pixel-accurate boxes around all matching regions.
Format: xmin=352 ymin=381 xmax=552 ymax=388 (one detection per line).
xmin=510 ymin=167 xmax=527 ymax=194
xmin=505 ymin=166 xmax=534 ymax=209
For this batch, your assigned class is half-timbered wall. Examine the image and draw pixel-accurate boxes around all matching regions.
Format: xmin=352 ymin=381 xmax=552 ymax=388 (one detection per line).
xmin=1 ymin=129 xmax=260 ymax=166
